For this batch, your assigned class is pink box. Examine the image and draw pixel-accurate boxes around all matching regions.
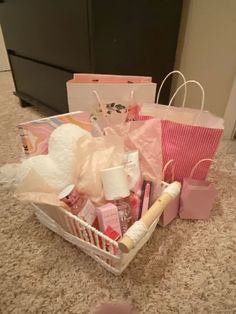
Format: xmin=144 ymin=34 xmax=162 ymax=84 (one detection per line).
xmin=96 ymin=203 xmax=122 ymax=236
xmin=78 ymin=199 xmax=97 ymax=226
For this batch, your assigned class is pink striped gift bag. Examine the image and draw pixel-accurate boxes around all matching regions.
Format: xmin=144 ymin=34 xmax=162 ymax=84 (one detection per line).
xmin=140 ymin=79 xmax=224 ymax=182
xmin=161 ymin=80 xmax=223 ymax=182
xmin=179 ymin=159 xmax=217 ymax=220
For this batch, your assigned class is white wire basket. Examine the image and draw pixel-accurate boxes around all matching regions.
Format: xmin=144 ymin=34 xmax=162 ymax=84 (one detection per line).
xmin=32 ymin=203 xmax=159 ymax=275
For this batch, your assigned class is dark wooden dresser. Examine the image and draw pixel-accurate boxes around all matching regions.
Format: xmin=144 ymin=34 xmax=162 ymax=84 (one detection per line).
xmin=0 ymin=0 xmax=183 ymax=113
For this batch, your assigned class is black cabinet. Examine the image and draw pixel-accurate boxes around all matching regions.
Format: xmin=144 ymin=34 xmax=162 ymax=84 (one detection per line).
xmin=0 ymin=0 xmax=183 ymax=113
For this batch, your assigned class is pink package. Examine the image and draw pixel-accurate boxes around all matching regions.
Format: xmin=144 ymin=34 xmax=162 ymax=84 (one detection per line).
xmin=159 ymin=160 xmax=180 ymax=226
xmin=96 ymin=203 xmax=122 ymax=236
xmin=179 ymin=159 xmax=217 ymax=220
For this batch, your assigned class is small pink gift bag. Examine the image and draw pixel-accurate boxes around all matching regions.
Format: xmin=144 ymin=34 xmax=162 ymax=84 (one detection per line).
xmin=179 ymin=159 xmax=217 ymax=220
xmin=159 ymin=160 xmax=180 ymax=226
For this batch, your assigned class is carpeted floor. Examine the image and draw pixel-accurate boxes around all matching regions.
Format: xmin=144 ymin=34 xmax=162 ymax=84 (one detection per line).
xmin=0 ymin=71 xmax=236 ymax=314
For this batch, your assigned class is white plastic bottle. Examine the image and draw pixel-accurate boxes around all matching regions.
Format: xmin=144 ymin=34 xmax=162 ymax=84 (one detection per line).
xmin=101 ymin=165 xmax=132 ymax=234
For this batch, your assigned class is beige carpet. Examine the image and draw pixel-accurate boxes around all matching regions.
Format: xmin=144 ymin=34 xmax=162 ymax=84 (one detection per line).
xmin=0 ymin=71 xmax=236 ymax=314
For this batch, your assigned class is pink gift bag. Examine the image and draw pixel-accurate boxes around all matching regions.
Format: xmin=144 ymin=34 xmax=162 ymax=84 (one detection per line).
xmin=139 ymin=78 xmax=224 ymax=182
xmin=159 ymin=160 xmax=180 ymax=226
xmin=179 ymin=159 xmax=217 ymax=220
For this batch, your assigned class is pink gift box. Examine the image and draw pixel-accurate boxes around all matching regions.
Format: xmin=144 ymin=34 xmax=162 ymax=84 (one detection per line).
xmin=96 ymin=203 xmax=122 ymax=236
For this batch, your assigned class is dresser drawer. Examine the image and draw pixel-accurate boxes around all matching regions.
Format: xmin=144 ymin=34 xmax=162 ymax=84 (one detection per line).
xmin=1 ymin=0 xmax=91 ymax=72
xmin=10 ymin=55 xmax=72 ymax=113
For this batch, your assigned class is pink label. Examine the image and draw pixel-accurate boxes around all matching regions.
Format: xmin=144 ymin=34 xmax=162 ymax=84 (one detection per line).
xmin=96 ymin=203 xmax=122 ymax=236
xmin=78 ymin=199 xmax=96 ymax=225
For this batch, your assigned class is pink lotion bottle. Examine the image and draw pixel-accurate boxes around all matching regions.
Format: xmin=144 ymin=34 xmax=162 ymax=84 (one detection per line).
xmin=101 ymin=165 xmax=132 ymax=234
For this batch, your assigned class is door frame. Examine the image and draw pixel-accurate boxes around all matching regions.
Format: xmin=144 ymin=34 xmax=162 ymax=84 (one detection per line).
xmin=224 ymin=73 xmax=236 ymax=139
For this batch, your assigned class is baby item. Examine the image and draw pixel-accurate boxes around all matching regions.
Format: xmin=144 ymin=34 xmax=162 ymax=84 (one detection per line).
xmin=124 ymin=150 xmax=142 ymax=222
xmin=96 ymin=203 xmax=122 ymax=237
xmin=159 ymin=160 xmax=180 ymax=226
xmin=58 ymin=184 xmax=96 ymax=225
xmin=101 ymin=165 xmax=132 ymax=234
xmin=58 ymin=184 xmax=82 ymax=212
xmin=179 ymin=159 xmax=217 ymax=220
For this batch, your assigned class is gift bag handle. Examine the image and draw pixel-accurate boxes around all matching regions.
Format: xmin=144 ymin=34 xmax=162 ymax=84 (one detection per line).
xmin=92 ymin=90 xmax=114 ymax=128
xmin=93 ymin=89 xmax=134 ymax=112
xmin=162 ymin=159 xmax=175 ymax=182
xmin=190 ymin=158 xmax=215 ymax=178
xmin=156 ymin=70 xmax=187 ymax=106
xmin=93 ymin=89 xmax=132 ymax=126
xmin=168 ymin=80 xmax=205 ymax=112
xmin=93 ymin=90 xmax=107 ymax=116
xmin=128 ymin=90 xmax=135 ymax=109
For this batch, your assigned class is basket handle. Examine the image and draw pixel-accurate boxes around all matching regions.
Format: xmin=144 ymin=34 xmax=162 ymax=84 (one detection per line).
xmin=156 ymin=70 xmax=187 ymax=106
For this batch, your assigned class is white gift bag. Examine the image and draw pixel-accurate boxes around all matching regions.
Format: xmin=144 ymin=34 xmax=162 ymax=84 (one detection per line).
xmin=67 ymin=73 xmax=157 ymax=113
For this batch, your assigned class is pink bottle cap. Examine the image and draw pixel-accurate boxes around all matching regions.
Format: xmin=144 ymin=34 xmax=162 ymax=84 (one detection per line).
xmin=58 ymin=184 xmax=75 ymax=200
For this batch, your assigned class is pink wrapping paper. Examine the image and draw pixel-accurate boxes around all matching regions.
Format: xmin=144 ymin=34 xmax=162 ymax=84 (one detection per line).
xmin=75 ymin=133 xmax=124 ymax=205
xmin=105 ymin=118 xmax=163 ymax=202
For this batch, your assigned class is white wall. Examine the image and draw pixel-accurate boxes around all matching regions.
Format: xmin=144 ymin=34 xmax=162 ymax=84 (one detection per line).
xmin=0 ymin=25 xmax=10 ymax=71
xmin=172 ymin=0 xmax=236 ymax=118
